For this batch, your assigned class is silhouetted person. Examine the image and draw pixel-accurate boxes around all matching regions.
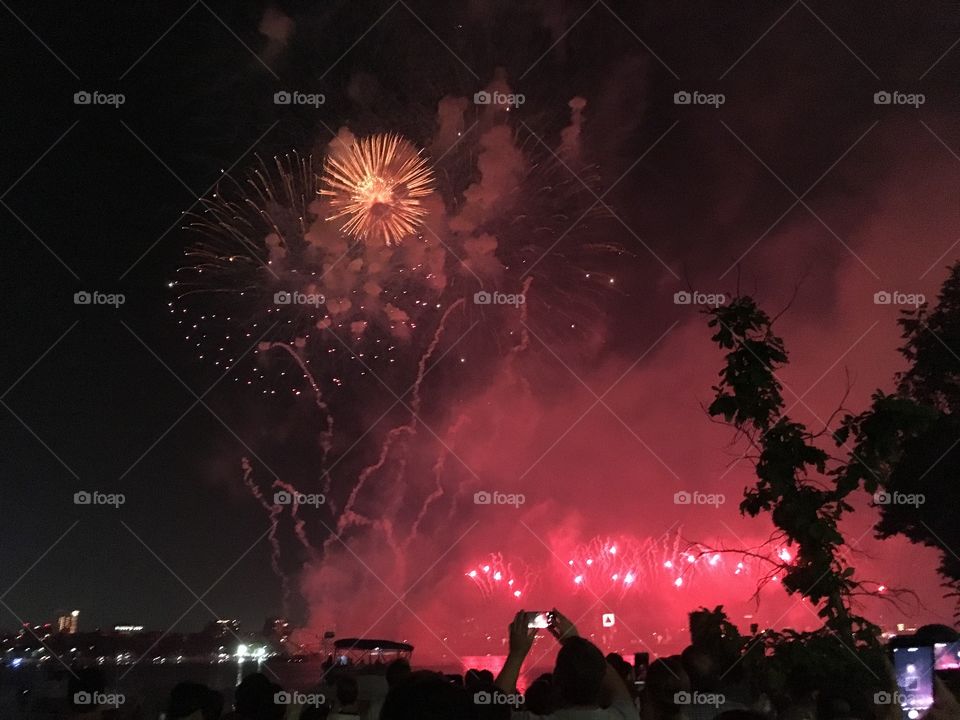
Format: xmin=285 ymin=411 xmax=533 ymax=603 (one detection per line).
xmin=386 ymin=658 xmax=412 ymax=689
xmin=496 ymin=609 xmax=639 ymax=718
xmin=679 ymin=645 xmax=747 ymax=720
xmin=524 ymin=673 xmax=558 ymax=715
xmin=553 ymin=637 xmax=609 ymax=708
xmin=329 ymin=674 xmax=361 ymax=718
xmin=606 ymin=654 xmax=636 ymax=701
xmin=224 ymin=672 xmax=284 ymax=720
xmin=380 ymin=670 xmax=476 ymax=720
xmin=68 ymin=668 xmax=106 ymax=718
xmin=478 ymin=670 xmax=494 ymax=685
xmin=167 ymin=681 xmax=224 ymax=720
xmin=300 ymin=705 xmax=331 ymax=720
xmin=715 ymin=710 xmax=768 ymax=720
xmin=681 ymin=646 xmax=720 ymax=693
xmin=466 ymin=669 xmax=485 ymax=693
xmin=642 ymin=656 xmax=690 ymax=720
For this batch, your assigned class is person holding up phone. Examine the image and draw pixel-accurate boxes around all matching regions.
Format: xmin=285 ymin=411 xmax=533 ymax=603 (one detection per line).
xmin=495 ymin=608 xmax=639 ymax=719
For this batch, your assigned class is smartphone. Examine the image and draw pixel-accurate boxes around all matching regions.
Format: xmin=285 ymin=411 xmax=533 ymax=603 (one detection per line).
xmin=526 ymin=611 xmax=553 ymax=629
xmin=892 ymin=645 xmax=935 ymax=718
xmin=633 ymin=652 xmax=649 ymax=678
xmin=935 ymin=641 xmax=960 ymax=670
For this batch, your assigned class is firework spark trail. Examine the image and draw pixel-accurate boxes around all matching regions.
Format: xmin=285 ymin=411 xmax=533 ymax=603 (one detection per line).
xmin=410 ymin=297 xmax=466 ymax=414
xmin=328 ymin=297 xmax=468 ymax=552
xmin=465 ymin=552 xmax=536 ymax=599
xmin=261 ymin=341 xmax=335 ymax=468
xmin=322 ymin=424 xmax=413 ymax=560
xmin=272 ymin=479 xmax=317 ymax=556
xmin=513 ymin=276 xmax=533 ymax=355
xmin=241 ymin=458 xmax=291 ymax=614
xmin=405 ymin=412 xmax=470 ymax=549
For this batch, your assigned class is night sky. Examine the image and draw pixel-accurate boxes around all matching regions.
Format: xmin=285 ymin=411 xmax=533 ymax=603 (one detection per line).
xmin=2 ymin=0 xmax=960 ymax=658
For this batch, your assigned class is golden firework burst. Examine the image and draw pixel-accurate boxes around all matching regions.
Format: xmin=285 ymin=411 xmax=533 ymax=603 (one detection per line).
xmin=320 ymin=133 xmax=435 ymax=246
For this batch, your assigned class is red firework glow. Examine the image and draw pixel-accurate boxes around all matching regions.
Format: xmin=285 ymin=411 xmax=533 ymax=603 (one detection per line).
xmin=464 ymin=535 xmax=799 ymax=601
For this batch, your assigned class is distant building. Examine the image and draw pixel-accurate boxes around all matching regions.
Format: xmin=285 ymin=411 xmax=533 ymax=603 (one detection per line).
xmin=113 ymin=625 xmax=144 ymax=635
xmin=57 ymin=610 xmax=79 ymax=634
xmin=204 ymin=619 xmax=240 ymax=638
xmin=263 ymin=617 xmax=290 ymax=642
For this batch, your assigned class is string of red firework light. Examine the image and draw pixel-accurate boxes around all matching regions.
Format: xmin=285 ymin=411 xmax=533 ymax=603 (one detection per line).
xmin=464 ymin=534 xmax=802 ymax=602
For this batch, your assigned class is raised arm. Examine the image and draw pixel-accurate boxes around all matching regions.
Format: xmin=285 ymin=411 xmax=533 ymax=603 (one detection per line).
xmin=495 ymin=610 xmax=538 ymax=694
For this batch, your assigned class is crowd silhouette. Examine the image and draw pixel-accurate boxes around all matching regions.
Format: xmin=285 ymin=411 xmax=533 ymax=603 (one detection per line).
xmin=6 ymin=610 xmax=959 ymax=720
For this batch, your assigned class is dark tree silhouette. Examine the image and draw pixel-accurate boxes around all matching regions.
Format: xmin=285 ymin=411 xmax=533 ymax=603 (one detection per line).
xmin=838 ymin=261 xmax=960 ymax=609
xmin=705 ymin=297 xmax=876 ymax=646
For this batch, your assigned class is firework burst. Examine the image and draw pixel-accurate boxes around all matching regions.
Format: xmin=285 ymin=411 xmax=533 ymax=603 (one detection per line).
xmin=321 ymin=133 xmax=435 ymax=246
xmin=174 ymin=122 xmax=619 ymax=394
xmin=464 ymin=534 xmax=773 ymax=603
xmin=465 ymin=552 xmax=537 ymax=600
xmin=174 ymin=148 xmax=447 ymax=394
